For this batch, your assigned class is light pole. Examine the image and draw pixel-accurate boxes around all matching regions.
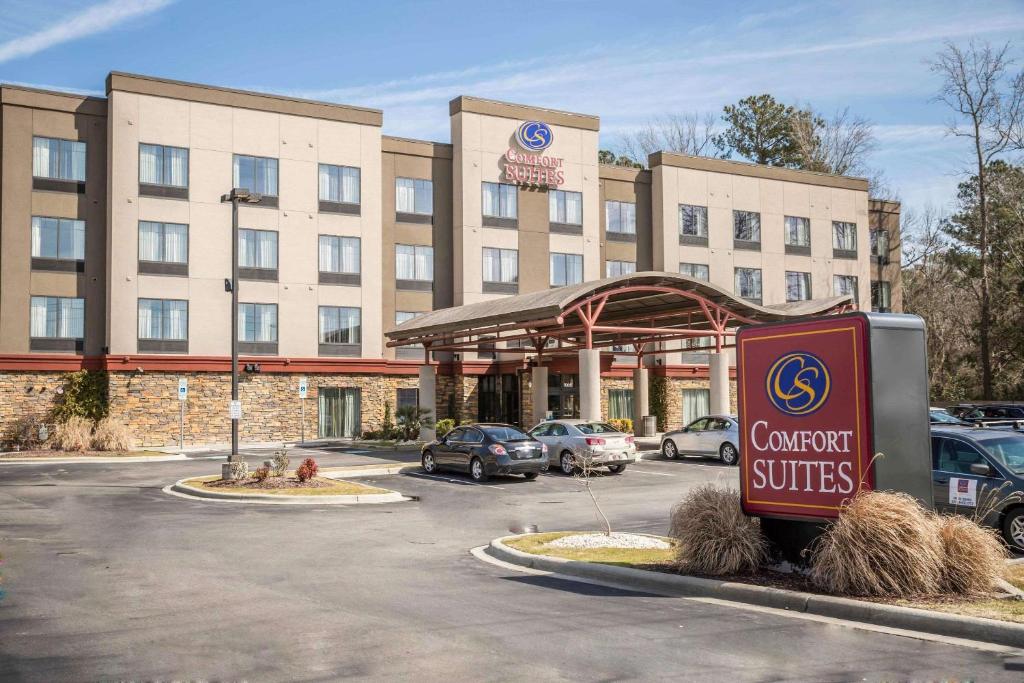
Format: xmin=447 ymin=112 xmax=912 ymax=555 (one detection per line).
xmin=220 ymin=188 xmax=261 ymax=463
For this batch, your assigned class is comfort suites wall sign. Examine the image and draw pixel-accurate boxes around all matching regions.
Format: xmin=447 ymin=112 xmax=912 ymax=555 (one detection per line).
xmin=504 ymin=120 xmax=564 ymax=187
xmin=738 ymin=316 xmax=874 ymax=519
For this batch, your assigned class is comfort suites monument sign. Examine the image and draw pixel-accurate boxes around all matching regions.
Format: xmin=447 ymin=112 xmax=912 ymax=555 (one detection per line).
xmin=737 ymin=313 xmax=933 ymax=526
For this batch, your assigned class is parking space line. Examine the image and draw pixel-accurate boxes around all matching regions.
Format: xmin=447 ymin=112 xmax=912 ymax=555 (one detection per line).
xmin=405 ymin=471 xmax=508 ymax=490
xmin=628 ymin=469 xmax=676 ymax=477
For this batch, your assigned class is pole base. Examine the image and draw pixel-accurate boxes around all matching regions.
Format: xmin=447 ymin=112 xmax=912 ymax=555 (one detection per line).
xmin=222 ymin=463 xmax=243 ymax=481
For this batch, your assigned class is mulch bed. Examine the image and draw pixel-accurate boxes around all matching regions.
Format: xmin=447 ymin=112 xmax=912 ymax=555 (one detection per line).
xmin=200 ymin=476 xmax=337 ymax=490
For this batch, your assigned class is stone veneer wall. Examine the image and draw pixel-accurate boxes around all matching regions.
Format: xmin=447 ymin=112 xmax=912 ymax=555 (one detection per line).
xmin=0 ymin=371 xmax=68 ymax=438
xmin=108 ymin=371 xmax=420 ymax=448
xmin=600 ymin=377 xmax=634 ymax=420
xmin=661 ymin=377 xmax=738 ymax=431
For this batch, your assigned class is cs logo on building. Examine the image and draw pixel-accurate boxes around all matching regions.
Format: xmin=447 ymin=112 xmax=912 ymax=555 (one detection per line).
xmin=516 ymin=121 xmax=553 ymax=151
xmin=765 ymin=352 xmax=831 ymax=416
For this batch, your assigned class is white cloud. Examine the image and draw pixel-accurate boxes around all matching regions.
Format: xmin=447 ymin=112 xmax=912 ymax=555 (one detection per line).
xmin=0 ymin=0 xmax=173 ymax=64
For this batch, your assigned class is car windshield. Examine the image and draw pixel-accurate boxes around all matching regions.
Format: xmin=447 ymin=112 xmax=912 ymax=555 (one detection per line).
xmin=930 ymin=410 xmax=964 ymax=424
xmin=576 ymin=422 xmax=620 ymax=434
xmin=981 ymin=436 xmax=1024 ymax=473
xmin=482 ymin=426 xmax=531 ymax=442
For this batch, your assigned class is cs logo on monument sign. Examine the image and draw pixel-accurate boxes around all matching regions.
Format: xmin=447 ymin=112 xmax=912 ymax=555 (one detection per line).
xmin=766 ymin=352 xmax=831 ymax=417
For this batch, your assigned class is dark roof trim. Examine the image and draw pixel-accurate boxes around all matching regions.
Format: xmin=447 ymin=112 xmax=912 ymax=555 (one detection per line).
xmin=650 ymin=152 xmax=869 ymax=192
xmin=450 ymin=95 xmax=600 ymax=131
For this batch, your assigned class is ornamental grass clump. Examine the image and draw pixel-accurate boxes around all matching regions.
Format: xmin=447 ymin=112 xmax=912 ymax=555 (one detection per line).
xmin=52 ymin=416 xmax=92 ymax=452
xmin=809 ymin=490 xmax=944 ymax=597
xmin=668 ymin=484 xmax=768 ymax=575
xmin=91 ymin=417 xmax=133 ymax=451
xmin=935 ymin=514 xmax=1007 ymax=595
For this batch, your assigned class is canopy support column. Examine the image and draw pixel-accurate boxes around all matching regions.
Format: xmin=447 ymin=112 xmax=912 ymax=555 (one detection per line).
xmin=530 ymin=365 xmax=549 ymax=427
xmin=709 ymin=351 xmax=730 ymax=415
xmin=418 ymin=365 xmax=436 ymax=441
xmin=579 ymin=349 xmax=601 ymax=421
xmin=632 ymin=366 xmax=649 ymax=433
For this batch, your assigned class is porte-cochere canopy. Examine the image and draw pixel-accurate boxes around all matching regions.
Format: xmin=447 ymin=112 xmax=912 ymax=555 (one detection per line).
xmin=386 ymin=271 xmax=853 ymax=357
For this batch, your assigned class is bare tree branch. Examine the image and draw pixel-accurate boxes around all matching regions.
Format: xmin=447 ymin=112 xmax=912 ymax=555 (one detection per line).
xmin=617 ymin=113 xmax=721 ymax=167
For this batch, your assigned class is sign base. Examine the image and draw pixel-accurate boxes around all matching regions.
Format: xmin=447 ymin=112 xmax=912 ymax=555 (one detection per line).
xmin=760 ymin=518 xmax=827 ymax=565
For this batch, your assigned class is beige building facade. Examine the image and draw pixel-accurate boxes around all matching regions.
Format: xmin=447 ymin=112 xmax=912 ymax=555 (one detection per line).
xmin=0 ymin=73 xmax=901 ymax=446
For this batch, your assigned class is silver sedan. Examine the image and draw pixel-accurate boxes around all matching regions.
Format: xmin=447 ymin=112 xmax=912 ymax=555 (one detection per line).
xmin=660 ymin=415 xmax=741 ymax=466
xmin=528 ymin=420 xmax=637 ymax=475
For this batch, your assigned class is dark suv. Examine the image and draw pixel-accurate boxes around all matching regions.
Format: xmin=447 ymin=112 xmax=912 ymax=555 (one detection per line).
xmin=955 ymin=404 xmax=1024 ymax=425
xmin=931 ymin=425 xmax=1024 ymax=548
xmin=421 ymin=424 xmax=549 ymax=482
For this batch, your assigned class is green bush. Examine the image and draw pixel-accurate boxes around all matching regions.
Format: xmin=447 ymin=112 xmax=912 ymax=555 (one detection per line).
xmin=435 ymin=418 xmax=455 ymax=436
xmin=53 ymin=370 xmax=109 ymax=423
xmin=609 ymin=418 xmax=633 ymax=434
xmin=6 ymin=415 xmax=49 ymax=450
xmin=649 ymin=376 xmax=669 ymax=432
xmin=396 ymin=405 xmax=435 ymax=441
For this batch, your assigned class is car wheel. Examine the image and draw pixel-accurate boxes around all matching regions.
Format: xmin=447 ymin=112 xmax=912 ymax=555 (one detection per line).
xmin=1003 ymin=508 xmax=1024 ymax=550
xmin=421 ymin=450 xmax=437 ymax=474
xmin=470 ymin=457 xmax=488 ymax=482
xmin=720 ymin=442 xmax=739 ymax=466
xmin=523 ymin=472 xmax=539 ymax=480
xmin=607 ymin=464 xmax=627 ymax=474
xmin=560 ymin=451 xmax=576 ymax=475
xmin=662 ymin=440 xmax=678 ymax=460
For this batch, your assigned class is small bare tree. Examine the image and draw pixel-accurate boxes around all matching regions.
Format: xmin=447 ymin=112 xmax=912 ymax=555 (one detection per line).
xmin=617 ymin=112 xmax=721 ymax=167
xmin=790 ymin=107 xmax=877 ymax=176
xmin=930 ymin=39 xmax=1024 ymax=399
xmin=572 ymin=456 xmax=612 ymax=536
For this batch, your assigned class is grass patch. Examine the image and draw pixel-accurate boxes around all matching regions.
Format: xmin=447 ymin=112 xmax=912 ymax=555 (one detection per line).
xmin=0 ymin=449 xmax=165 ymax=459
xmin=183 ymin=475 xmax=389 ymax=496
xmin=505 ymin=531 xmax=677 ymax=568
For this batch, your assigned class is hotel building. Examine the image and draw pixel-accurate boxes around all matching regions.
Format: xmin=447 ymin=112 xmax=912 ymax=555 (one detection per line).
xmin=0 ymin=73 xmax=901 ymax=446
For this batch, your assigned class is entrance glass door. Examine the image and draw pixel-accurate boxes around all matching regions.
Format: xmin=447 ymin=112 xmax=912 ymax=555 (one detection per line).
xmin=319 ymin=387 xmax=360 ymax=438
xmin=547 ymin=373 xmax=580 ymax=419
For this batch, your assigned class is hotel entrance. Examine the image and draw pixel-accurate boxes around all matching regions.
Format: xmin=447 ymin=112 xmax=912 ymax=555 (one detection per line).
xmin=547 ymin=373 xmax=580 ymax=419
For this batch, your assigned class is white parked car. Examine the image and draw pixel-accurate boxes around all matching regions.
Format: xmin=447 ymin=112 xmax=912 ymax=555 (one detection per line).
xmin=528 ymin=420 xmax=637 ymax=475
xmin=660 ymin=415 xmax=741 ymax=466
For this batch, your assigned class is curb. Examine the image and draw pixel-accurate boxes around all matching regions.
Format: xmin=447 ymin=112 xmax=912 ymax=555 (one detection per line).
xmin=322 ymin=464 xmax=420 ymax=478
xmin=486 ymin=534 xmax=1024 ymax=649
xmin=169 ymin=479 xmax=408 ymax=505
xmin=0 ymin=453 xmax=190 ymax=464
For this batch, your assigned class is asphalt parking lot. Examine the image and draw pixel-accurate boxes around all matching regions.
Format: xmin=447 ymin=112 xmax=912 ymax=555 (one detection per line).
xmin=1 ymin=447 xmax=1023 ymax=681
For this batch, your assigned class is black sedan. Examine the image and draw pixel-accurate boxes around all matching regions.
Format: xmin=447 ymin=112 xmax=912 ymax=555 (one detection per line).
xmin=932 ymin=425 xmax=1024 ymax=548
xmin=421 ymin=423 xmax=549 ymax=482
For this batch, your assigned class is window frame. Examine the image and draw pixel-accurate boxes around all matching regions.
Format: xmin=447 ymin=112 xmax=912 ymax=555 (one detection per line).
xmin=237 ymin=228 xmax=279 ymax=281
xmin=396 ymin=177 xmax=434 ymax=220
xmin=606 ymin=260 xmax=636 ymax=278
xmin=138 ymin=142 xmax=189 ymax=198
xmin=734 ymin=267 xmax=763 ymax=304
xmin=482 ymin=182 xmax=518 ymax=227
xmin=784 ymin=215 xmax=811 ymax=254
xmin=31 ymin=216 xmax=85 ymax=272
xmin=318 ymin=305 xmax=362 ymax=356
xmin=679 ymin=204 xmax=709 ymax=245
xmin=834 ymin=274 xmax=859 ymax=303
xmin=232 ymin=154 xmax=279 ymax=206
xmin=318 ymin=234 xmax=361 ymax=285
xmin=785 ymin=271 xmax=812 ymax=302
xmin=482 ymin=247 xmax=519 ymax=294
xmin=137 ymin=297 xmax=188 ymax=352
xmin=549 ymin=189 xmax=583 ymax=234
xmin=871 ymin=280 xmax=892 ymax=313
xmin=138 ymin=220 xmax=189 ymax=276
xmin=550 ymin=252 xmax=584 ymax=287
xmin=238 ymin=302 xmax=279 ymax=354
xmin=29 ymin=295 xmax=85 ymax=352
xmin=318 ymin=163 xmax=361 ymax=214
xmin=606 ymin=200 xmax=637 ymax=240
xmin=32 ymin=136 xmax=86 ymax=189
xmin=833 ymin=220 xmax=858 ymax=258
xmin=733 ymin=210 xmax=762 ymax=249
xmin=395 ymin=243 xmax=434 ymax=290
xmin=680 ymin=262 xmax=709 ymax=281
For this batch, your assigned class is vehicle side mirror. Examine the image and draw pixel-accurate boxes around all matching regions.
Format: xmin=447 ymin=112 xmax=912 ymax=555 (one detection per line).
xmin=970 ymin=462 xmax=994 ymax=477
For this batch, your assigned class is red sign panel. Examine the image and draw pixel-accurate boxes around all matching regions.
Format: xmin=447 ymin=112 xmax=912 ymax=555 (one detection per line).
xmin=737 ymin=315 xmax=874 ymax=519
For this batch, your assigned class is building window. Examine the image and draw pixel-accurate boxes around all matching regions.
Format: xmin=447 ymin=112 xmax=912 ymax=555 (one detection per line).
xmin=138 ymin=221 xmax=188 ymax=276
xmin=395 ymin=311 xmax=424 ymax=358
xmin=396 ymin=177 xmax=433 ymax=216
xmin=549 ymin=190 xmax=583 ymax=229
xmin=396 ymin=244 xmax=433 ymax=290
xmin=31 ymin=217 xmax=84 ymax=269
xmin=137 ymin=298 xmax=188 ymax=352
xmin=680 ymin=262 xmax=709 ymax=281
xmin=679 ymin=204 xmax=708 ymax=242
xmin=733 ymin=210 xmax=761 ymax=247
xmin=784 ymin=216 xmax=810 ymax=250
xmin=870 ymin=229 xmax=890 ymax=263
xmin=608 ymin=389 xmax=634 ymax=420
xmin=319 ymin=306 xmax=361 ymax=355
xmin=318 ymin=235 xmax=360 ymax=285
xmin=550 ymin=252 xmax=583 ymax=287
xmin=606 ymin=260 xmax=636 ymax=277
xmin=833 ymin=221 xmax=857 ymax=257
xmin=682 ymin=388 xmax=710 ymax=426
xmin=871 ymin=281 xmax=892 ymax=312
xmin=33 ymin=136 xmax=85 ymax=182
xmin=30 ymin=296 xmax=84 ymax=351
xmin=233 ymin=154 xmax=278 ymax=201
xmin=397 ymin=387 xmax=419 ymax=411
xmin=239 ymin=229 xmax=278 ymax=279
xmin=735 ymin=267 xmax=762 ymax=303
xmin=139 ymin=143 xmax=188 ymax=195
xmin=834 ymin=274 xmax=859 ymax=303
xmin=786 ymin=271 xmax=812 ymax=302
xmin=482 ymin=247 xmax=518 ymax=293
xmin=318 ymin=164 xmax=360 ymax=206
xmin=482 ymin=182 xmax=517 ymax=220
xmin=239 ymin=304 xmax=278 ymax=352
xmin=606 ymin=201 xmax=636 ymax=236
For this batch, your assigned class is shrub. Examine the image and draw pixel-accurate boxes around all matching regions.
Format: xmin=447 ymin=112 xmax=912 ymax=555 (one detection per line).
xmin=52 ymin=416 xmax=93 ymax=452
xmin=609 ymin=418 xmax=633 ymax=434
xmin=935 ymin=514 xmax=1007 ymax=594
xmin=435 ymin=418 xmax=455 ymax=436
xmin=296 ymin=457 xmax=319 ymax=482
xmin=7 ymin=415 xmax=50 ymax=450
xmin=91 ymin=417 xmax=133 ymax=451
xmin=53 ymin=370 xmax=108 ymax=423
xmin=226 ymin=460 xmax=249 ymax=480
xmin=809 ymin=491 xmax=944 ymax=597
xmin=649 ymin=376 xmax=669 ymax=432
xmin=382 ymin=401 xmax=396 ymax=439
xmin=396 ymin=405 xmax=435 ymax=441
xmin=253 ymin=466 xmax=270 ymax=482
xmin=668 ymin=485 xmax=767 ymax=575
xmin=271 ymin=451 xmax=290 ymax=477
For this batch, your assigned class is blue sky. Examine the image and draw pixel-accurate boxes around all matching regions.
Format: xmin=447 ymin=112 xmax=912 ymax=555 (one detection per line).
xmin=1 ymin=0 xmax=1023 ymax=217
